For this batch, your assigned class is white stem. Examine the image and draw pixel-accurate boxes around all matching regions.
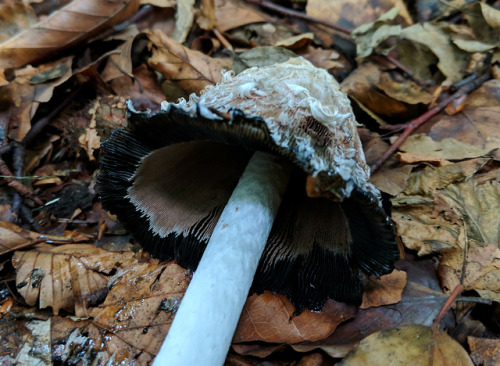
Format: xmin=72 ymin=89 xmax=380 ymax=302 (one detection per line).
xmin=153 ymin=151 xmax=291 ymax=366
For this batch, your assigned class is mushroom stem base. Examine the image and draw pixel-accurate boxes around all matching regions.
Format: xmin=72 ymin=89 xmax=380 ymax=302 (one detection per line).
xmin=153 ymin=151 xmax=292 ymax=366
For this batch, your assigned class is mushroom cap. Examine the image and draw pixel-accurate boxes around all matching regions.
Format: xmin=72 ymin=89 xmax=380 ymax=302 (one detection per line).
xmin=98 ymin=58 xmax=399 ymax=311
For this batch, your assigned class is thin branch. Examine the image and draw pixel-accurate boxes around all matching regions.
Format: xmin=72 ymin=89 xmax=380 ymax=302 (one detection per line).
xmin=245 ymin=0 xmax=352 ymax=36
xmin=433 ymin=284 xmax=463 ymax=332
xmin=370 ymin=72 xmax=491 ymax=172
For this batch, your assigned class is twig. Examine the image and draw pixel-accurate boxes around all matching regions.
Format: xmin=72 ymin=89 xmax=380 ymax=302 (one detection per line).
xmin=0 ymin=158 xmax=42 ymax=206
xmin=245 ymin=0 xmax=352 ymax=36
xmin=370 ymin=72 xmax=491 ymax=172
xmin=213 ymin=27 xmax=233 ymax=51
xmin=433 ymin=284 xmax=463 ymax=332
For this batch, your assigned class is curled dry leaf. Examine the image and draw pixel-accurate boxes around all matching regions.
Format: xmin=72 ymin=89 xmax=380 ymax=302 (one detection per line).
xmin=391 ymin=159 xmax=499 ymax=255
xmin=0 ymin=221 xmax=79 ymax=256
xmin=338 ymin=324 xmax=473 ymax=366
xmin=147 ymin=29 xmax=232 ymax=94
xmin=0 ymin=0 xmax=141 ymax=71
xmin=233 ymin=292 xmax=357 ymax=344
xmin=0 ymin=56 xmax=73 ymax=141
xmin=12 ymin=244 xmax=137 ymax=317
xmin=341 ymin=63 xmax=431 ymax=121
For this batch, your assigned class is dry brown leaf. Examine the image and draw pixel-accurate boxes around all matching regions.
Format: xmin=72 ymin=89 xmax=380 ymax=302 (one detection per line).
xmin=0 ymin=56 xmax=73 ymax=141
xmin=391 ymin=160 xmax=499 ymax=255
xmin=468 ymin=336 xmax=500 ymax=366
xmin=399 ymin=134 xmax=494 ymax=160
xmin=148 ymin=29 xmax=231 ymax=94
xmin=0 ymin=316 xmax=52 ymax=365
xmin=12 ymin=244 xmax=138 ymax=316
xmin=0 ymin=221 xmax=78 ymax=255
xmin=360 ymin=270 xmax=406 ymax=309
xmin=100 ymin=25 xmax=139 ymax=82
xmin=291 ymin=259 xmax=451 ymax=359
xmin=341 ymin=63 xmax=424 ymax=121
xmin=233 ymin=292 xmax=356 ymax=344
xmin=338 ymin=324 xmax=473 ymax=366
xmin=423 ymin=80 xmax=500 ymax=153
xmin=90 ymin=262 xmax=191 ymax=355
xmin=306 ymin=0 xmax=411 ymax=30
xmin=0 ymin=0 xmax=140 ymax=71
xmin=0 ymin=2 xmax=38 ymax=43
xmin=109 ymin=65 xmax=166 ymax=105
xmin=173 ymin=0 xmax=195 ymax=42
xmin=395 ymin=152 xmax=451 ymax=166
xmin=214 ymin=0 xmax=266 ymax=32
xmin=197 ymin=0 xmax=216 ymax=30
xmin=439 ymin=245 xmax=500 ymax=302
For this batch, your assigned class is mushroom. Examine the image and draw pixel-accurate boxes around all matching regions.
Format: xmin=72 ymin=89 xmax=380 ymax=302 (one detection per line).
xmin=97 ymin=58 xmax=399 ymax=365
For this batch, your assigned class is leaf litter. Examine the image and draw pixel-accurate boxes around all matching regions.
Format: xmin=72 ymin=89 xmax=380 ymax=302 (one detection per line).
xmin=0 ymin=0 xmax=499 ymax=364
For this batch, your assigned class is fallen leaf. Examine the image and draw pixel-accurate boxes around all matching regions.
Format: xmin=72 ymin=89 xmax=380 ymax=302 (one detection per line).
xmin=395 ymin=152 xmax=451 ymax=166
xmin=148 ymin=29 xmax=231 ymax=94
xmin=338 ymin=324 xmax=473 ymax=366
xmin=439 ymin=245 xmax=500 ymax=302
xmin=392 ymin=163 xmax=499 ymax=256
xmin=0 ymin=56 xmax=73 ymax=141
xmin=468 ymin=336 xmax=500 ymax=366
xmin=400 ymin=134 xmax=494 ymax=160
xmin=214 ymin=0 xmax=266 ymax=32
xmin=0 ymin=2 xmax=38 ymax=43
xmin=172 ymin=0 xmax=195 ymax=42
xmin=100 ymin=25 xmax=139 ymax=82
xmin=234 ymin=292 xmax=357 ymax=343
xmin=90 ymin=262 xmax=191 ymax=355
xmin=291 ymin=258 xmax=452 ymax=358
xmin=0 ymin=0 xmax=141 ymax=70
xmin=423 ymin=80 xmax=500 ymax=153
xmin=360 ymin=270 xmax=406 ymax=309
xmin=231 ymin=46 xmax=297 ymax=75
xmin=0 ymin=221 xmax=78 ymax=255
xmin=0 ymin=316 xmax=52 ymax=365
xmin=399 ymin=22 xmax=469 ymax=82
xmin=306 ymin=0 xmax=411 ymax=30
xmin=13 ymin=244 xmax=138 ymax=316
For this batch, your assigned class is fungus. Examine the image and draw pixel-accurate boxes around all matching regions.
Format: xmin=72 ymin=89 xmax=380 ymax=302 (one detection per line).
xmin=98 ymin=58 xmax=399 ymax=365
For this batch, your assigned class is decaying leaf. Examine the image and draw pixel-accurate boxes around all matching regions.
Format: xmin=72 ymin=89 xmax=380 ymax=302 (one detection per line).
xmin=392 ymin=162 xmax=499 ymax=255
xmin=233 ymin=292 xmax=357 ymax=344
xmin=0 ymin=56 xmax=73 ymax=141
xmin=360 ymin=270 xmax=406 ymax=309
xmin=214 ymin=0 xmax=266 ymax=32
xmin=90 ymin=263 xmax=191 ymax=356
xmin=399 ymin=134 xmax=494 ymax=160
xmin=0 ymin=221 xmax=81 ymax=255
xmin=468 ymin=336 xmax=500 ymax=366
xmin=12 ymin=244 xmax=138 ymax=316
xmin=306 ymin=0 xmax=411 ymax=30
xmin=424 ymin=80 xmax=500 ymax=153
xmin=338 ymin=324 xmax=473 ymax=366
xmin=147 ymin=29 xmax=231 ymax=94
xmin=0 ymin=0 xmax=141 ymax=70
xmin=439 ymin=245 xmax=500 ymax=302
